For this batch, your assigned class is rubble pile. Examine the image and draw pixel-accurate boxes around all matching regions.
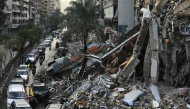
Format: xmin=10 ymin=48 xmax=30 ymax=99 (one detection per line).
xmin=37 ymin=0 xmax=190 ymax=108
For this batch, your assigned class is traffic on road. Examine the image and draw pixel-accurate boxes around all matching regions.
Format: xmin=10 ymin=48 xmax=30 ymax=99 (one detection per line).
xmin=7 ymin=29 xmax=66 ymax=109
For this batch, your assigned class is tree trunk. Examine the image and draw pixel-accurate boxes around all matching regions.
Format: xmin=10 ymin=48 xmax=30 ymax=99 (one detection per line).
xmin=78 ymin=57 xmax=88 ymax=80
xmin=83 ymin=30 xmax=88 ymax=53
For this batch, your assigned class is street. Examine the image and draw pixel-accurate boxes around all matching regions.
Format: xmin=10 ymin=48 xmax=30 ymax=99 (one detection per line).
xmin=26 ymin=37 xmax=61 ymax=108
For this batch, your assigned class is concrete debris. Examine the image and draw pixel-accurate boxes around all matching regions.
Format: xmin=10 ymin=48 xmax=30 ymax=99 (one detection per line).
xmin=39 ymin=0 xmax=190 ymax=108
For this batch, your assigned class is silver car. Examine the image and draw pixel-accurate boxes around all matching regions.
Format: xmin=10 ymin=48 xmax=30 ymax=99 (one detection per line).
xmin=27 ymin=52 xmax=37 ymax=63
xmin=17 ymin=70 xmax=29 ymax=83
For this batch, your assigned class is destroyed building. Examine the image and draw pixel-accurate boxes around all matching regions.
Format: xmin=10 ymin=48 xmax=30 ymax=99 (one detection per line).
xmin=36 ymin=0 xmax=190 ymax=108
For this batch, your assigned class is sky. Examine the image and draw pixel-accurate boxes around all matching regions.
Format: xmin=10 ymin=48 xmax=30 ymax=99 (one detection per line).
xmin=60 ymin=0 xmax=74 ymax=13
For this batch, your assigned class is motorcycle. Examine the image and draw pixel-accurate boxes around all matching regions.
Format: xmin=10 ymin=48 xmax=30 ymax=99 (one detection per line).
xmin=55 ymin=42 xmax=59 ymax=49
xmin=32 ymin=68 xmax=36 ymax=76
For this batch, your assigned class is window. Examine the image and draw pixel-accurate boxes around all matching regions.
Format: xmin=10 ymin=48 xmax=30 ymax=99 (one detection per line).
xmin=8 ymin=92 xmax=26 ymax=99
xmin=33 ymin=86 xmax=46 ymax=91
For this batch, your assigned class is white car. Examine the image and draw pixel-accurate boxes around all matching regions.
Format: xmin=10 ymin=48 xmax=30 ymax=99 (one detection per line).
xmin=17 ymin=70 xmax=29 ymax=83
xmin=7 ymin=84 xmax=26 ymax=109
xmin=27 ymin=52 xmax=37 ymax=63
xmin=45 ymin=38 xmax=52 ymax=42
xmin=44 ymin=40 xmax=51 ymax=47
xmin=49 ymin=35 xmax=53 ymax=41
xmin=18 ymin=65 xmax=28 ymax=72
xmin=10 ymin=99 xmax=32 ymax=109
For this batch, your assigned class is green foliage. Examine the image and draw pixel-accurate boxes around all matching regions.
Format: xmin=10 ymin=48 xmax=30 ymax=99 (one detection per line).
xmin=63 ymin=0 xmax=103 ymax=49
xmin=65 ymin=0 xmax=101 ymax=38
xmin=0 ymin=0 xmax=6 ymax=26
xmin=3 ymin=35 xmax=20 ymax=50
xmin=48 ymin=9 xmax=65 ymax=30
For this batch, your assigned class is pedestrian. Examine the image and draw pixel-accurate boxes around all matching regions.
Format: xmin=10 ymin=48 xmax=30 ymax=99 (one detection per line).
xmin=27 ymin=63 xmax=30 ymax=69
xmin=29 ymin=97 xmax=38 ymax=109
xmin=44 ymin=35 xmax=45 ymax=39
xmin=42 ymin=47 xmax=45 ymax=53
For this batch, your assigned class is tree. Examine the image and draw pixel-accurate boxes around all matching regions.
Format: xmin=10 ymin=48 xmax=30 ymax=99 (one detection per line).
xmin=64 ymin=0 xmax=104 ymax=79
xmin=0 ymin=0 xmax=6 ymax=27
xmin=64 ymin=0 xmax=103 ymax=51
xmin=49 ymin=9 xmax=64 ymax=30
xmin=3 ymin=35 xmax=20 ymax=60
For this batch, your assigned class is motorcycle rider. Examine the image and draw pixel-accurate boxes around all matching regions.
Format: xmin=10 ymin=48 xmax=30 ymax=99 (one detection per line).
xmin=39 ymin=56 xmax=43 ymax=65
xmin=32 ymin=64 xmax=36 ymax=76
xmin=49 ymin=44 xmax=51 ymax=50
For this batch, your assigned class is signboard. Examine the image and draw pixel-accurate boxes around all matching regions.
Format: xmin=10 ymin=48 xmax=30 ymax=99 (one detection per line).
xmin=104 ymin=6 xmax=114 ymax=19
xmin=118 ymin=25 xmax=128 ymax=32
xmin=179 ymin=24 xmax=190 ymax=35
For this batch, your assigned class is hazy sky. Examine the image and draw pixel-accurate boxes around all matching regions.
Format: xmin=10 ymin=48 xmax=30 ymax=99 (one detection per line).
xmin=60 ymin=0 xmax=74 ymax=13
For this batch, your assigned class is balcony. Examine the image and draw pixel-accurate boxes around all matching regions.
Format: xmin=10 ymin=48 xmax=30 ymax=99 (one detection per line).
xmin=12 ymin=9 xmax=20 ymax=13
xmin=103 ymin=0 xmax=118 ymax=8
xmin=23 ymin=4 xmax=28 ymax=8
xmin=22 ymin=10 xmax=28 ymax=14
xmin=32 ymin=10 xmax=37 ymax=14
xmin=23 ymin=0 xmax=29 ymax=2
xmin=12 ymin=1 xmax=20 ymax=6
xmin=4 ymin=9 xmax=12 ymax=13
xmin=22 ymin=17 xmax=28 ymax=20
xmin=12 ymin=16 xmax=20 ymax=20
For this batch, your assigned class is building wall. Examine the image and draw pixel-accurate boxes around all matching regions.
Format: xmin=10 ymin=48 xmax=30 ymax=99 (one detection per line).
xmin=118 ymin=0 xmax=134 ymax=32
xmin=54 ymin=0 xmax=60 ymax=10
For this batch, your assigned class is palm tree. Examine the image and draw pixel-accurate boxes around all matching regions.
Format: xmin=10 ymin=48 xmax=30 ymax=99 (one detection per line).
xmin=64 ymin=0 xmax=104 ymax=51
xmin=64 ymin=0 xmax=104 ymax=79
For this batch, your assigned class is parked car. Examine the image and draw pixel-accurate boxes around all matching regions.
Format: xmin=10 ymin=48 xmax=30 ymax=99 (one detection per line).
xmin=17 ymin=70 xmax=29 ymax=83
xmin=43 ymin=40 xmax=51 ymax=47
xmin=48 ymin=35 xmax=53 ymax=41
xmin=38 ymin=43 xmax=46 ymax=48
xmin=27 ymin=52 xmax=38 ymax=63
xmin=9 ymin=77 xmax=25 ymax=86
xmin=52 ymin=31 xmax=56 ymax=37
xmin=31 ymin=49 xmax=40 ymax=59
xmin=45 ymin=38 xmax=52 ymax=42
xmin=18 ymin=65 xmax=28 ymax=72
xmin=10 ymin=99 xmax=32 ymax=109
xmin=57 ymin=47 xmax=66 ymax=56
xmin=46 ymin=104 xmax=65 ymax=109
xmin=36 ymin=46 xmax=42 ymax=53
xmin=29 ymin=82 xmax=49 ymax=102
xmin=7 ymin=84 xmax=26 ymax=109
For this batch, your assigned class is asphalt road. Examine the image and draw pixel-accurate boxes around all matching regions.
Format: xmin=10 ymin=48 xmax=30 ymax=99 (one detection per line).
xmin=26 ymin=37 xmax=61 ymax=108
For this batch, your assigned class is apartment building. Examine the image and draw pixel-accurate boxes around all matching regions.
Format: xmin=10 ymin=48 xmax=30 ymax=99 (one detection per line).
xmin=53 ymin=0 xmax=60 ymax=11
xmin=95 ymin=0 xmax=135 ymax=33
xmin=3 ymin=0 xmax=37 ymax=33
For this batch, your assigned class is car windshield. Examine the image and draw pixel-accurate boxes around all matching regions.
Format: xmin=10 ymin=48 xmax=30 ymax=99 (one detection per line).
xmin=19 ymin=66 xmax=27 ymax=70
xmin=10 ymin=82 xmax=23 ymax=85
xmin=33 ymin=86 xmax=46 ymax=91
xmin=59 ymin=48 xmax=64 ymax=50
xmin=44 ymin=41 xmax=49 ymax=44
xmin=8 ymin=92 xmax=25 ymax=99
xmin=27 ymin=54 xmax=34 ymax=58
xmin=17 ymin=71 xmax=27 ymax=75
xmin=37 ymin=47 xmax=42 ymax=50
xmin=16 ymin=107 xmax=32 ymax=109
